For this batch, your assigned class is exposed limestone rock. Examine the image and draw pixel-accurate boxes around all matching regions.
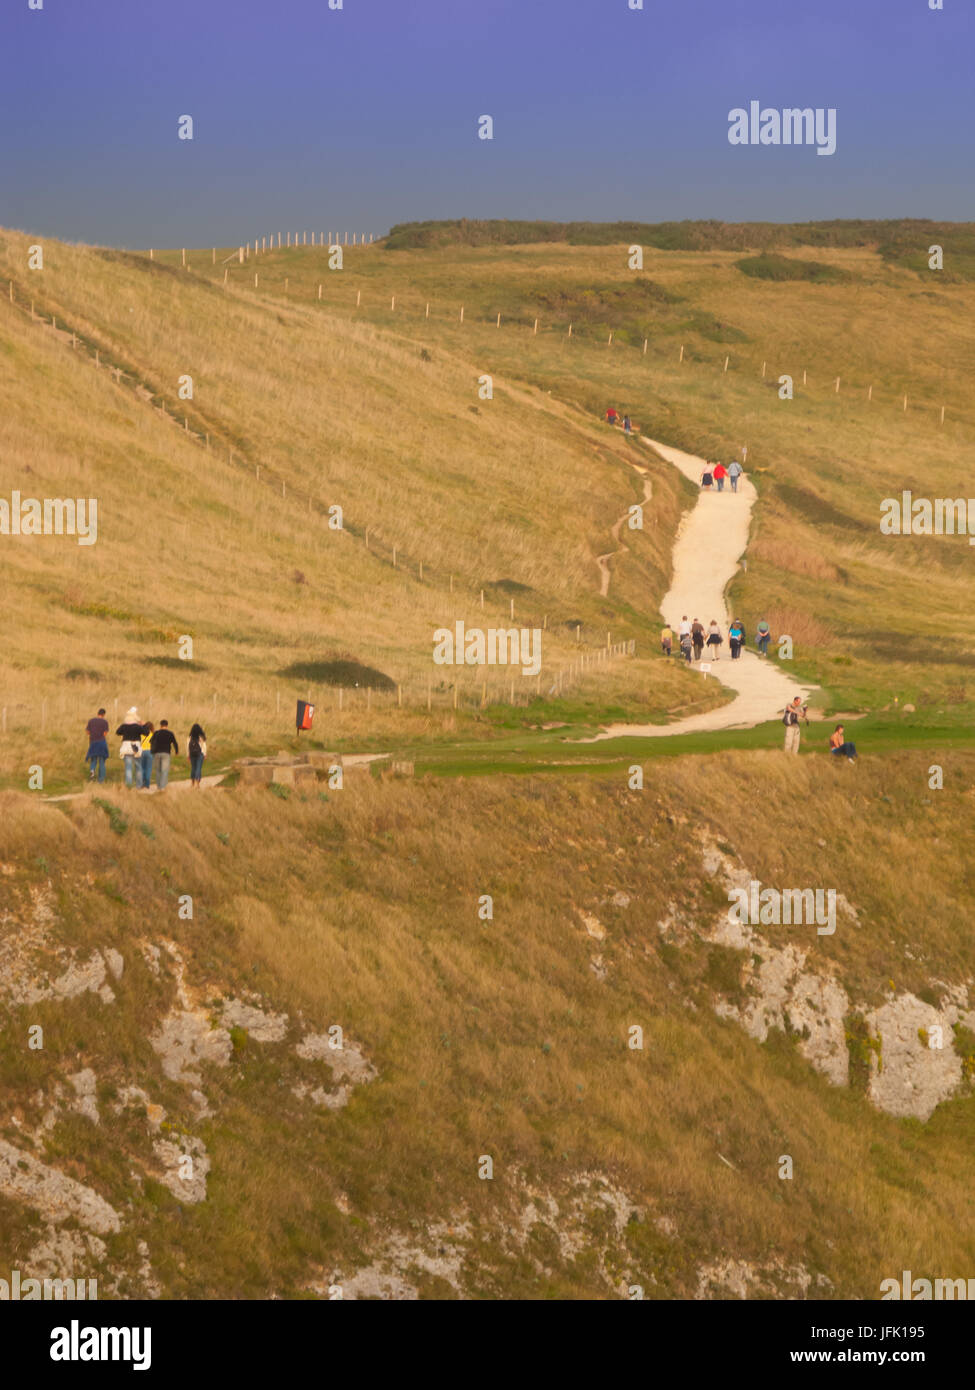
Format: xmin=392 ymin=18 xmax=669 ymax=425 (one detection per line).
xmin=104 ymin=948 xmax=124 ymax=980
xmin=220 ymin=998 xmax=288 ymax=1042
xmin=149 ymin=1008 xmax=233 ymax=1086
xmin=25 ymin=1225 xmax=107 ymax=1278
xmin=865 ymin=993 xmax=975 ymax=1121
xmin=578 ymin=910 xmax=606 ymax=941
xmin=152 ymin=1135 xmax=210 ymax=1203
xmin=68 ymin=1069 xmax=99 ymax=1124
xmin=695 ymin=1257 xmax=834 ymax=1300
xmin=0 ymin=1138 xmax=120 ymax=1234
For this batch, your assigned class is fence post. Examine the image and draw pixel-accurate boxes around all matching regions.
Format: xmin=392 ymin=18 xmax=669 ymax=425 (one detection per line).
xmin=903 ymin=394 xmax=908 ymax=412
xmin=460 ymin=306 xmax=464 ymax=322
xmin=480 ymin=589 xmax=484 ymax=609
xmin=356 ymin=290 xmax=361 ymax=306
xmin=392 ymin=546 xmax=397 ymax=567
xmin=679 ymin=344 xmax=684 ymax=362
xmin=835 ymin=377 xmax=840 ymax=393
xmin=940 ymin=405 xmax=945 ymax=425
xmin=426 ymin=303 xmax=430 ymax=318
xmin=534 ymin=319 xmax=539 ymax=335
xmin=568 ymin=323 xmax=572 ymax=336
xmin=397 ymin=685 xmax=402 ymax=707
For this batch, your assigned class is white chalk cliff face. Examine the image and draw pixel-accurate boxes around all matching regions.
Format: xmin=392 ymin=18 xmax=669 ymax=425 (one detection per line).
xmin=663 ymin=834 xmax=975 ymax=1122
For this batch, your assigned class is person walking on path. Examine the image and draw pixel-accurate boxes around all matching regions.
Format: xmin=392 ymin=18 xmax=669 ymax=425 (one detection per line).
xmin=679 ymin=631 xmax=693 ymax=663
xmin=605 ymin=407 xmax=618 ymax=426
xmin=661 ymin=623 xmax=673 ymax=657
xmin=728 ymin=619 xmax=744 ymax=659
xmin=116 ymin=707 xmax=149 ymax=788
xmin=782 ymin=696 xmax=808 ymax=755
xmin=623 ymin=415 xmax=632 ymax=434
xmin=706 ymin=620 xmax=723 ymax=660
xmin=139 ymin=722 xmax=155 ymax=791
xmin=756 ymin=619 xmax=771 ymax=656
xmin=678 ymin=616 xmax=691 ymax=643
xmin=728 ymin=460 xmax=743 ymax=493
xmin=150 ymin=720 xmax=179 ymax=790
xmin=829 ymin=725 xmax=858 ymax=762
xmin=84 ymin=708 xmax=110 ymax=783
xmin=691 ymin=618 xmax=705 ymax=662
xmin=700 ymin=465 xmax=713 ymax=490
xmin=713 ymin=462 xmax=727 ymax=493
xmin=188 ymin=723 xmax=207 ymax=788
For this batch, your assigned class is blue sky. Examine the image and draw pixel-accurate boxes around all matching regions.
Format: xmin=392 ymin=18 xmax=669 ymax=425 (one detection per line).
xmin=0 ymin=0 xmax=970 ymax=247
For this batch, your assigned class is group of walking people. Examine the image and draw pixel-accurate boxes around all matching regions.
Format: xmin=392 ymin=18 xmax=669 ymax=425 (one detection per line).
xmin=700 ymin=460 xmax=743 ymax=492
xmin=84 ymin=707 xmax=209 ymax=790
xmin=604 ymin=408 xmax=634 ymax=434
xmin=661 ymin=615 xmax=772 ymax=663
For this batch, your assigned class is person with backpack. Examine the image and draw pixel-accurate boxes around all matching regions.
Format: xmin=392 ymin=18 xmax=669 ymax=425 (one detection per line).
xmin=623 ymin=415 xmax=632 ymax=434
xmin=661 ymin=623 xmax=673 ymax=657
xmin=782 ymin=697 xmax=808 ymax=754
xmin=829 ymin=725 xmax=858 ymax=763
xmin=139 ymin=722 xmax=155 ymax=791
xmin=728 ymin=460 xmax=743 ymax=493
xmin=150 ymin=720 xmax=179 ymax=790
xmin=700 ymin=465 xmax=713 ymax=490
xmin=84 ymin=707 xmax=110 ymax=783
xmin=713 ymin=462 xmax=727 ymax=493
xmin=728 ymin=619 xmax=744 ymax=659
xmin=756 ymin=619 xmax=771 ymax=656
xmin=116 ymin=707 xmax=149 ymax=788
xmin=706 ymin=620 xmax=723 ymax=660
xmin=691 ymin=618 xmax=705 ymax=662
xmin=188 ymin=723 xmax=207 ymax=788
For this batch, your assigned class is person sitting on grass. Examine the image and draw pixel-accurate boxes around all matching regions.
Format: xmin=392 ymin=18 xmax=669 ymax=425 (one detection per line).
xmin=829 ymin=724 xmax=858 ymax=763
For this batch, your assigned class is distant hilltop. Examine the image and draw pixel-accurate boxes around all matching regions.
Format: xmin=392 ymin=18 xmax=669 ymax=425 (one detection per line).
xmin=384 ymin=217 xmax=975 ymax=271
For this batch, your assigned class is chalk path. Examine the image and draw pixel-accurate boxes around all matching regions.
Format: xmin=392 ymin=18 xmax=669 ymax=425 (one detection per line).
xmin=583 ymin=437 xmax=817 ymax=741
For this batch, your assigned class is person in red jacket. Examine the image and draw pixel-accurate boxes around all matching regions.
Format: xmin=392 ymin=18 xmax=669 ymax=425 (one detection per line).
xmin=713 ymin=462 xmax=727 ymax=492
xmin=605 ymin=407 xmax=618 ymax=425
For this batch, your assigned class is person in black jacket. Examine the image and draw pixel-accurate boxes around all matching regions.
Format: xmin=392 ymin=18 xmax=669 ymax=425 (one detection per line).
xmin=150 ymin=720 xmax=179 ymax=791
xmin=116 ymin=707 xmax=149 ymax=788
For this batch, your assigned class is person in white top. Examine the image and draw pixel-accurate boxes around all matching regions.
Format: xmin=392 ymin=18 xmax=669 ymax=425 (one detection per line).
xmin=678 ymin=616 xmax=691 ymax=639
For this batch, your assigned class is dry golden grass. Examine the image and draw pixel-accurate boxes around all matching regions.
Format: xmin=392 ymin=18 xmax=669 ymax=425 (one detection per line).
xmin=1 ymin=753 xmax=974 ymax=1297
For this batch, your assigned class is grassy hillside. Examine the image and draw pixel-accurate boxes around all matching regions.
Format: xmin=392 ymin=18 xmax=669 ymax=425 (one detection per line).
xmin=1 ymin=757 xmax=974 ymax=1299
xmin=2 ymin=222 xmax=974 ymax=1300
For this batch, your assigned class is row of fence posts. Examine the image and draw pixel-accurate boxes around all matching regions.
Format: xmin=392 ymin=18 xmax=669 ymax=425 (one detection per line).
xmin=0 ymin=642 xmax=638 ymax=738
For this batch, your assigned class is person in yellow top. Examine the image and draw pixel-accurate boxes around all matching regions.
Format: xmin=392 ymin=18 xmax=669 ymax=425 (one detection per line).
xmin=140 ymin=722 xmax=155 ymax=790
xmin=661 ymin=624 xmax=673 ymax=656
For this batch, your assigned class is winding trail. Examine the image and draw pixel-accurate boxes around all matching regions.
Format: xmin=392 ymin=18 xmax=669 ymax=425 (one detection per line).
xmin=585 ymin=437 xmax=817 ymax=741
xmin=595 ymin=458 xmax=653 ymax=598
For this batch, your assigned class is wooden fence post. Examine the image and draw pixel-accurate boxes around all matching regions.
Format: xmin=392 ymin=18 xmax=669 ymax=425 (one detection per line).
xmin=679 ymin=344 xmax=684 ymax=362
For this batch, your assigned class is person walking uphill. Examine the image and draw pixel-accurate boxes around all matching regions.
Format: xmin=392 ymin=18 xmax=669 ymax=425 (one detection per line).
xmin=706 ymin=620 xmax=723 ymax=660
xmin=728 ymin=459 xmax=743 ymax=494
xmin=782 ymin=696 xmax=808 ymax=755
xmin=139 ymin=722 xmax=154 ymax=791
xmin=150 ymin=720 xmax=179 ymax=790
xmin=713 ymin=462 xmax=727 ymax=493
xmin=116 ymin=708 xmax=149 ymax=788
xmin=188 ymin=723 xmax=207 ymax=788
xmin=691 ymin=618 xmax=705 ymax=662
xmin=728 ymin=620 xmax=744 ymax=659
xmin=84 ymin=707 xmax=110 ymax=783
xmin=661 ymin=623 xmax=673 ymax=657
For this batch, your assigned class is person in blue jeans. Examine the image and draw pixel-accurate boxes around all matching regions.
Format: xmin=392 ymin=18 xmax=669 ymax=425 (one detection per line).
xmin=116 ymin=707 xmax=148 ymax=787
xmin=188 ymin=723 xmax=207 ymax=788
xmin=150 ymin=720 xmax=179 ymax=790
xmin=139 ymin=722 xmax=155 ymax=791
xmin=84 ymin=707 xmax=110 ymax=782
xmin=728 ymin=460 xmax=743 ymax=493
xmin=829 ymin=725 xmax=858 ymax=762
xmin=756 ymin=620 xmax=771 ymax=656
